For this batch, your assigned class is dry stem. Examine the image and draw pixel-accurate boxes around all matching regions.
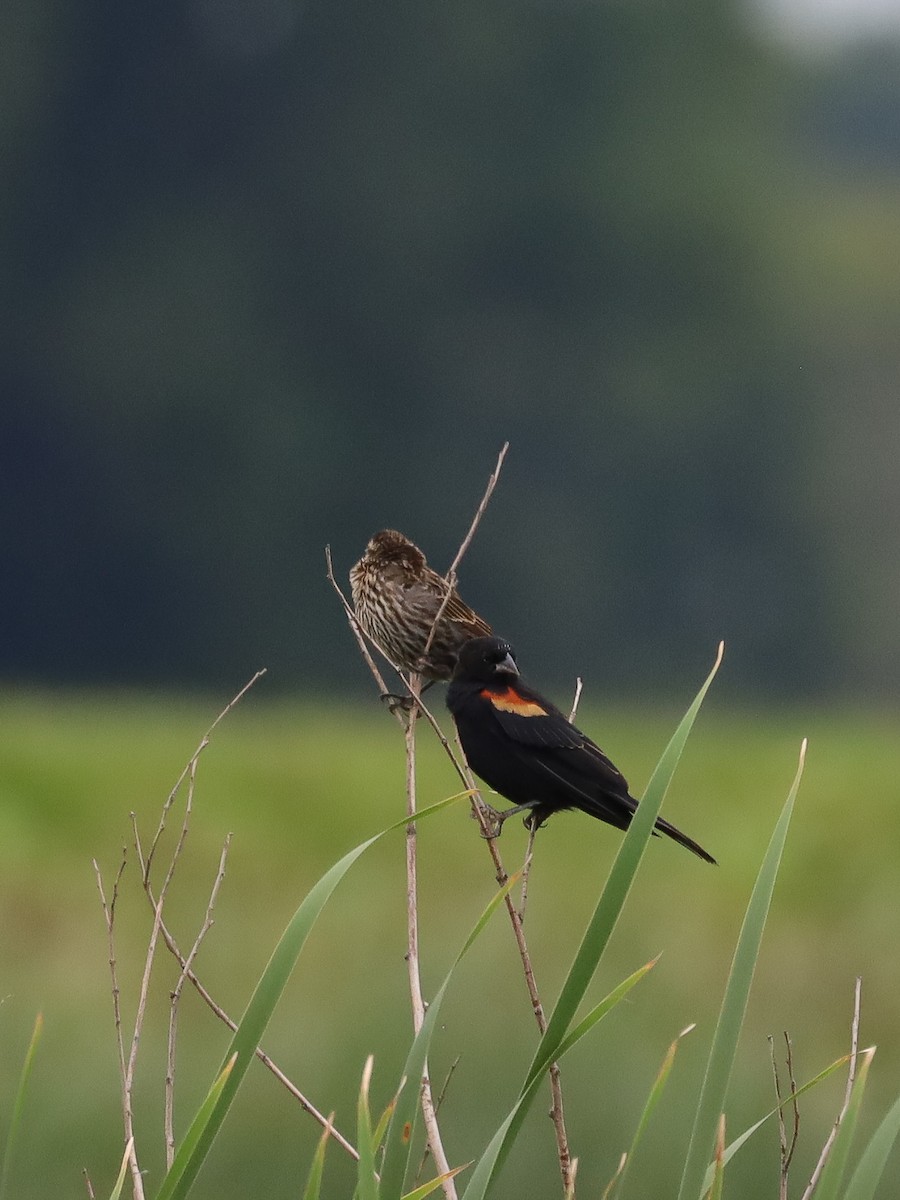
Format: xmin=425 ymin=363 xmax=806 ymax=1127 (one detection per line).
xmin=404 ymin=673 xmax=458 ymax=1199
xmin=770 ymin=1031 xmax=800 ymax=1200
xmin=165 ymin=833 xmax=232 ymax=1168
xmin=800 ymin=976 xmax=863 ymax=1200
xmin=93 ymin=853 xmax=143 ymax=1199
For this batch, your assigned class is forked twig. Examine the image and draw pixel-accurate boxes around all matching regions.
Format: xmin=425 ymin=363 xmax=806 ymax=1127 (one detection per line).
xmin=800 ymin=977 xmax=863 ymax=1200
xmin=770 ymin=1031 xmax=800 ymax=1200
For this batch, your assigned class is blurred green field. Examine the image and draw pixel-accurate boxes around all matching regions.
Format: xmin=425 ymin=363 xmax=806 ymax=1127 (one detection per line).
xmin=0 ymin=683 xmax=898 ymax=1199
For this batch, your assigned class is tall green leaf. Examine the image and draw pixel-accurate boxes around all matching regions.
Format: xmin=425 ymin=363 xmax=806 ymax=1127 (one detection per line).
xmin=464 ymin=646 xmax=723 ymax=1197
xmin=842 ymin=1084 xmax=900 ymax=1200
xmin=460 ymin=963 xmax=654 ymax=1200
xmin=301 ymin=1115 xmax=335 ymax=1200
xmin=677 ymin=740 xmax=807 ymax=1200
xmin=0 ymin=1012 xmax=42 ymax=1200
xmin=615 ymin=1024 xmax=696 ymax=1200
xmin=356 ymin=1057 xmax=379 ymax=1200
xmin=526 ymin=643 xmax=723 ymax=1096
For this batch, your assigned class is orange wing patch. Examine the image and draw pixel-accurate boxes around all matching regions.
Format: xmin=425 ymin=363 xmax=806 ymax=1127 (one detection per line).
xmin=482 ymin=687 xmax=548 ymax=718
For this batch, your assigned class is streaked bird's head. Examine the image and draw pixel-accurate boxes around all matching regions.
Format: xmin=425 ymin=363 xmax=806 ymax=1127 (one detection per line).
xmin=363 ymin=529 xmax=426 ymax=573
xmin=454 ymin=637 xmax=519 ymax=682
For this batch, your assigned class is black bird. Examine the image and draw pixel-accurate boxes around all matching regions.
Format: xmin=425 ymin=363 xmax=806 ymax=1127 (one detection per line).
xmin=447 ymin=637 xmax=716 ymax=863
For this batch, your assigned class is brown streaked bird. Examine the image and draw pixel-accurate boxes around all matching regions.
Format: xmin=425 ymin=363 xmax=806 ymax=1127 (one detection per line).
xmin=447 ymin=636 xmax=716 ymax=863
xmin=349 ymin=530 xmax=492 ymax=682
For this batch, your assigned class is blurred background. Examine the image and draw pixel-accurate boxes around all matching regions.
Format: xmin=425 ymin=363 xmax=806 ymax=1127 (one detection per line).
xmin=1 ymin=0 xmax=899 ymax=1196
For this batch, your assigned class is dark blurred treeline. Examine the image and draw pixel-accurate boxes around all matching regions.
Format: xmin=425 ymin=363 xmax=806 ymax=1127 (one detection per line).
xmin=2 ymin=0 xmax=899 ymax=698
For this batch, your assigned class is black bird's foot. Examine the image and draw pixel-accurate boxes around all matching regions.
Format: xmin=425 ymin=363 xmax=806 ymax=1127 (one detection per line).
xmin=379 ymin=691 xmax=414 ymax=715
xmin=471 ymin=801 xmax=505 ymax=839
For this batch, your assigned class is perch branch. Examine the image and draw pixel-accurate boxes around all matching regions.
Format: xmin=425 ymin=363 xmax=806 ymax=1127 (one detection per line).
xmin=328 ymin=443 xmax=574 ymax=1194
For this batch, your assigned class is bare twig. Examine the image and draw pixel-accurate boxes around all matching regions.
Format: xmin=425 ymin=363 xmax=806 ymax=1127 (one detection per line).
xmin=568 ymin=678 xmax=584 ymax=724
xmin=801 ymin=977 xmax=863 ymax=1200
xmin=770 ymin=1032 xmax=800 ymax=1200
xmin=518 ymin=826 xmax=537 ymax=923
xmin=403 ymin=673 xmax=457 ymax=1200
xmin=420 ymin=441 xmax=509 ymax=667
xmin=144 ymin=670 xmax=266 ymax=881
xmin=82 ymin=1168 xmax=96 ymax=1199
xmin=165 ymin=834 xmax=232 ymax=1168
xmin=93 ymin=851 xmax=143 ymax=1199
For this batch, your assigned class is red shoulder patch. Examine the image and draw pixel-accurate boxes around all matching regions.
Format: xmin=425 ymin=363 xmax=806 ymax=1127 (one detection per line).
xmin=481 ymin=687 xmax=548 ymax=718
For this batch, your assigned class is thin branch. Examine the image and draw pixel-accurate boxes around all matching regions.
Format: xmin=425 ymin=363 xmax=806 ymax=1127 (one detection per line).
xmin=144 ymin=670 xmax=266 ymax=881
xmin=801 ymin=977 xmax=862 ymax=1200
xmin=403 ymin=674 xmax=457 ymax=1200
xmin=517 ymin=826 xmax=537 ymax=924
xmin=93 ymin=851 xmax=143 ymax=1199
xmin=82 ymin=1168 xmax=96 ymax=1199
xmin=420 ymin=441 xmax=509 ymax=666
xmin=770 ymin=1032 xmax=800 ymax=1200
xmin=568 ymin=678 xmax=584 ymax=724
xmin=165 ymin=834 xmax=232 ymax=1169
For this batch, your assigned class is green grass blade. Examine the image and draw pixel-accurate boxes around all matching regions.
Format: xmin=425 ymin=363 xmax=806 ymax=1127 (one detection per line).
xmin=107 ymin=1137 xmax=134 ymax=1200
xmin=154 ymin=793 xmax=461 ymax=1200
xmin=842 ymin=1083 xmax=900 ymax=1200
xmin=551 ymin=958 xmax=658 ymax=1064
xmin=379 ymin=875 xmax=519 ymax=1199
xmin=615 ymin=1024 xmax=696 ymax=1200
xmin=677 ymin=739 xmax=807 ymax=1200
xmin=154 ymin=1055 xmax=236 ymax=1200
xmin=812 ymin=1049 xmax=874 ymax=1200
xmin=372 ymin=1094 xmax=398 ymax=1162
xmin=400 ymin=1165 xmax=467 ymax=1200
xmin=465 ymin=648 xmax=723 ymax=1198
xmin=0 ymin=1011 xmax=43 ymax=1200
xmin=700 ymin=1052 xmax=850 ymax=1192
xmin=524 ymin=643 xmax=723 ymax=1098
xmin=301 ymin=1115 xmax=335 ymax=1200
xmin=461 ymin=961 xmax=654 ymax=1200
xmin=460 ymin=1106 xmax=524 ymax=1200
xmin=356 ymin=1057 xmax=379 ymax=1200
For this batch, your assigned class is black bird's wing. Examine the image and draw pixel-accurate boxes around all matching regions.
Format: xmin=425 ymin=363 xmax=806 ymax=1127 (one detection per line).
xmin=478 ymin=681 xmax=636 ymax=821
xmin=479 ymin=684 xmax=585 ymax=748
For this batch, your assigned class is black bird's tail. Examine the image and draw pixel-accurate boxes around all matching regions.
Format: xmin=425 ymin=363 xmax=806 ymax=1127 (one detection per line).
xmin=654 ymin=815 xmax=717 ymax=864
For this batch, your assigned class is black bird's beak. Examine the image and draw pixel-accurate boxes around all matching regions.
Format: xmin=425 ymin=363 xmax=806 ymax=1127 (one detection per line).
xmin=497 ymin=652 xmax=519 ymax=676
